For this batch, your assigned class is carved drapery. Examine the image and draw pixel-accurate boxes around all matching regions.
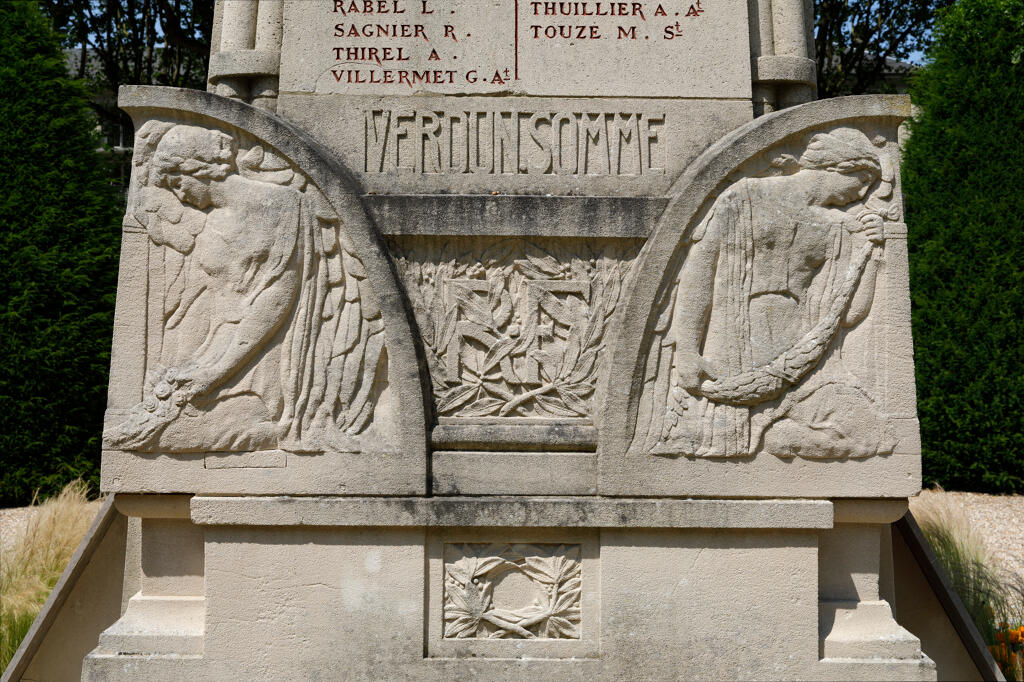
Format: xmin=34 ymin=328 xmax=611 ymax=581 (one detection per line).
xmin=598 ymin=96 xmax=916 ymax=493
xmin=106 ymin=87 xmax=428 ymax=464
xmin=635 ymin=126 xmax=899 ymax=460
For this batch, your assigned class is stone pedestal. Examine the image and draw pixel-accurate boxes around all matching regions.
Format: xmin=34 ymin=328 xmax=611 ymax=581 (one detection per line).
xmin=84 ymin=0 xmax=934 ymax=678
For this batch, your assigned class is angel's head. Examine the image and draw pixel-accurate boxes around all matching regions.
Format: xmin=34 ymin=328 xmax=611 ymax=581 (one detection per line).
xmin=796 ymin=128 xmax=885 ymax=207
xmin=151 ymin=125 xmax=236 ymax=209
xmin=769 ymin=128 xmax=890 ymax=207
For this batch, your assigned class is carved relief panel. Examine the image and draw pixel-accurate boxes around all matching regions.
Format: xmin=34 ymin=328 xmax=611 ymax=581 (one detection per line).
xmin=390 ymin=237 xmax=637 ymax=437
xmin=443 ymin=543 xmax=582 ymax=639
xmin=105 ymin=119 xmax=395 ymax=456
xmin=632 ymin=125 xmax=907 ymax=463
xmin=427 ymin=529 xmax=599 ymax=659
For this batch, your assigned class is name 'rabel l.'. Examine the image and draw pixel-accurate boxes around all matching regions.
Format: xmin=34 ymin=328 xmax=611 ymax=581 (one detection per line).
xmin=332 ymin=0 xmax=651 ymax=15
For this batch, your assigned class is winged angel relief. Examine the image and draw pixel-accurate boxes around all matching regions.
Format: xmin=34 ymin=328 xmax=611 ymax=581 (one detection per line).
xmin=443 ymin=544 xmax=581 ymax=639
xmin=104 ymin=123 xmax=387 ymax=453
xmin=636 ymin=127 xmax=899 ymax=460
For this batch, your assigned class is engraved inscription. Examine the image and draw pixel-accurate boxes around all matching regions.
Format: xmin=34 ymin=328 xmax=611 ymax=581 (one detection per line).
xmin=364 ymin=109 xmax=665 ymax=176
xmin=389 ymin=237 xmax=636 ymax=419
xmin=443 ymin=543 xmax=582 ymax=639
xmin=282 ymin=0 xmax=749 ymax=98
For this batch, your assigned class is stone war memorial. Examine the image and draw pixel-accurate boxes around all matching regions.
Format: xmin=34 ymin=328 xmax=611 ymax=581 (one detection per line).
xmin=6 ymin=0 xmax=996 ymax=680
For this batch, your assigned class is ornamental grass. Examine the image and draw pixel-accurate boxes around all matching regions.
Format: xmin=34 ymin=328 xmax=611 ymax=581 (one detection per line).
xmin=911 ymin=487 xmax=1024 ymax=681
xmin=0 ymin=480 xmax=100 ymax=672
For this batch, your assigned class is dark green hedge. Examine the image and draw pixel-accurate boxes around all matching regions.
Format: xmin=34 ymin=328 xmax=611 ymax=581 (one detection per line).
xmin=904 ymin=0 xmax=1024 ymax=492
xmin=0 ymin=2 xmax=121 ymax=506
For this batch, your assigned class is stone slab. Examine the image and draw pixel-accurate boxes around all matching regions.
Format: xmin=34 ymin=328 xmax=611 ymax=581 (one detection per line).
xmin=114 ymin=494 xmax=192 ymax=519
xmin=432 ymin=421 xmax=598 ymax=450
xmin=601 ymin=453 xmax=922 ymax=498
xmin=279 ymin=0 xmax=752 ymax=98
xmin=366 ymin=194 xmax=665 ymax=237
xmin=189 ymin=495 xmax=834 ymax=528
xmin=277 ymin=94 xmax=751 ymax=195
xmin=599 ymin=528 xmax=819 ymax=679
xmin=102 ymin=448 xmax=425 ymax=496
xmin=72 ymin=523 xmax=944 ymax=681
xmin=833 ymin=498 xmax=910 ymax=524
xmin=431 ymin=451 xmax=598 ymax=495
xmin=202 ymin=526 xmax=424 ymax=677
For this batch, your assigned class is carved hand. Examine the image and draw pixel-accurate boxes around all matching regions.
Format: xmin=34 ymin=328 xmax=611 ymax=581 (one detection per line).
xmin=849 ymin=212 xmax=886 ymax=245
xmin=675 ymin=352 xmax=719 ymax=394
xmin=171 ymin=365 xmax=215 ymax=400
xmin=860 ymin=213 xmax=885 ymax=244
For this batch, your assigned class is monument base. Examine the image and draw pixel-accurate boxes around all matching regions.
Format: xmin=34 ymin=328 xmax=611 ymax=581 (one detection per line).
xmin=79 ymin=495 xmax=935 ymax=681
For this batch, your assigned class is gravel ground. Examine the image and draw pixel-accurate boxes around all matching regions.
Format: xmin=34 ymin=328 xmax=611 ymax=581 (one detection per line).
xmin=930 ymin=491 xmax=1024 ymax=585
xmin=1 ymin=505 xmax=38 ymax=554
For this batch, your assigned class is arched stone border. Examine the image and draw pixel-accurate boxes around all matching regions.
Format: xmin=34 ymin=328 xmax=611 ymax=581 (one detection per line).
xmin=597 ymin=95 xmax=912 ymax=494
xmin=114 ymin=85 xmax=429 ymax=489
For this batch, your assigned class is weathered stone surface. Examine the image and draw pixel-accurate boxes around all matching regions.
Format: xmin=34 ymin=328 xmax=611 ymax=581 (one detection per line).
xmin=278 ymin=94 xmax=752 ymax=196
xmin=600 ymin=94 xmax=920 ymax=498
xmin=103 ymin=86 xmax=428 ymax=496
xmin=58 ymin=0 xmax=944 ymax=678
xmin=188 ymin=495 xmax=835 ymax=528
xmin=279 ymin=0 xmax=752 ymax=98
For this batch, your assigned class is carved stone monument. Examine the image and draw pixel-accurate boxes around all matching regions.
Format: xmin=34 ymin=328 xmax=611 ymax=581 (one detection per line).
xmin=84 ymin=0 xmax=933 ymax=678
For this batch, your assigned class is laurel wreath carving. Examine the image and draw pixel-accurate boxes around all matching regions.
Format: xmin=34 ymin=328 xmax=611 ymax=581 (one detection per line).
xmin=391 ymin=239 xmax=628 ymax=419
xmin=443 ymin=544 xmax=582 ymax=640
xmin=698 ymin=239 xmax=877 ymax=405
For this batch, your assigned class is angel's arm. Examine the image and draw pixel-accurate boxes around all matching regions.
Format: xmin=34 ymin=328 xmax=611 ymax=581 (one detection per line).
xmin=843 ymin=213 xmax=884 ymax=327
xmin=186 ymin=267 xmax=300 ymax=397
xmin=135 ymin=187 xmax=204 ymax=254
xmin=671 ymin=208 xmax=722 ymax=391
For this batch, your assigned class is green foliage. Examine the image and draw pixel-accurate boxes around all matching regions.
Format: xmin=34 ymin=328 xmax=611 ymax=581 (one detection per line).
xmin=1 ymin=610 xmax=36 ymax=672
xmin=921 ymin=519 xmax=1019 ymax=644
xmin=903 ymin=0 xmax=1024 ymax=493
xmin=917 ymin=510 xmax=1024 ymax=680
xmin=815 ymin=0 xmax=954 ymax=97
xmin=0 ymin=2 xmax=121 ymax=505
xmin=42 ymin=0 xmax=213 ymax=147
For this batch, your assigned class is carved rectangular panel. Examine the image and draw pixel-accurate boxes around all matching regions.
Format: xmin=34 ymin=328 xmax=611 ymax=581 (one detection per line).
xmin=389 ymin=236 xmax=638 ymax=452
xmin=279 ymin=0 xmax=751 ymax=98
xmin=443 ymin=543 xmax=582 ymax=639
xmin=427 ymin=529 xmax=599 ymax=659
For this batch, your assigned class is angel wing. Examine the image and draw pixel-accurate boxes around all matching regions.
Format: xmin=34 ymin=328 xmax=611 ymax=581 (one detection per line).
xmin=106 ymin=142 xmax=386 ymax=453
xmin=267 ymin=160 xmax=385 ymax=450
xmin=306 ymin=203 xmax=385 ymax=437
xmin=632 ymin=255 xmax=683 ymax=455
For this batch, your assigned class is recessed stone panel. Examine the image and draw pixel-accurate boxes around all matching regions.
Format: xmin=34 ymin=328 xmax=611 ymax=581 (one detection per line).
xmin=279 ymin=0 xmax=752 ymax=98
xmin=427 ymin=528 xmax=600 ymax=659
